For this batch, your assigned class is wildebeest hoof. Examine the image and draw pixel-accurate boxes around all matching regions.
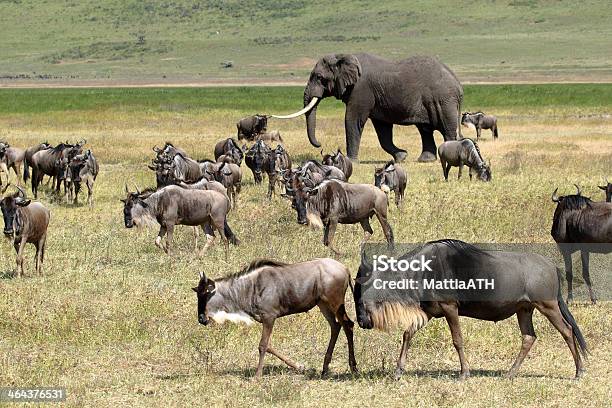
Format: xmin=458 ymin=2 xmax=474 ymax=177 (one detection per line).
xmin=296 ymin=364 xmax=305 ymax=373
xmin=458 ymin=372 xmax=470 ymax=381
xmin=394 ymin=369 xmax=403 ymax=381
xmin=574 ymin=368 xmax=585 ymax=380
xmin=393 ymin=150 xmax=408 ymax=163
xmin=417 ymin=151 xmax=436 ymax=162
xmin=504 ymin=370 xmax=517 ymax=379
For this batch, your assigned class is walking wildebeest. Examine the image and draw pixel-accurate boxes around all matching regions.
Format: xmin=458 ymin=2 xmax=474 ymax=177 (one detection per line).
xmin=354 ymin=239 xmax=588 ymax=380
xmin=30 ymin=142 xmax=83 ymax=198
xmin=289 ymin=179 xmax=394 ymax=254
xmin=66 ymin=150 xmax=99 ymax=206
xmin=1 ymin=185 xmax=50 ymax=277
xmin=438 ymin=139 xmax=491 ymax=182
xmin=461 ymin=112 xmax=499 ymax=140
xmin=213 ymin=138 xmax=243 ymax=166
xmin=322 ymin=149 xmax=353 ymax=180
xmin=599 ymin=178 xmax=611 ymax=202
xmin=551 ymin=185 xmax=612 ymax=304
xmin=210 ymin=161 xmax=242 ymax=209
xmin=23 ymin=141 xmax=51 ymax=184
xmin=122 ymin=185 xmax=238 ymax=255
xmin=0 ymin=142 xmax=25 ymax=186
xmin=244 ymin=140 xmax=272 ymax=184
xmin=193 ymin=258 xmax=358 ymax=378
xmin=237 ymin=114 xmax=268 ymax=141
xmin=374 ymin=161 xmax=407 ymax=207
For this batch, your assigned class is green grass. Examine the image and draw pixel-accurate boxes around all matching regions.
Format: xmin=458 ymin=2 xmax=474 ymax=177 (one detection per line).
xmin=1 ymin=0 xmax=611 ymax=82
xmin=0 ymin=85 xmax=611 ymax=407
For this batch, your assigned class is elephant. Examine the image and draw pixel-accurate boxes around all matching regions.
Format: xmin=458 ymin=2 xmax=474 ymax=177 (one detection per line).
xmin=274 ymin=53 xmax=463 ymax=163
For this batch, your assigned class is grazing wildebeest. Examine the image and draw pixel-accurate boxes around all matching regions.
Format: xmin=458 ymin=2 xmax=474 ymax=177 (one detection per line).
xmin=290 ymin=179 xmax=394 ymax=253
xmin=210 ymin=161 xmax=242 ymax=209
xmin=193 ymin=258 xmax=358 ymax=378
xmin=322 ymin=149 xmax=353 ymax=180
xmin=244 ymin=140 xmax=272 ymax=184
xmin=461 ymin=112 xmax=498 ymax=140
xmin=256 ymin=130 xmax=283 ymax=143
xmin=438 ymin=139 xmax=491 ymax=182
xmin=237 ymin=114 xmax=268 ymax=140
xmin=66 ymin=150 xmax=99 ymax=206
xmin=31 ymin=142 xmax=83 ymax=198
xmin=122 ymin=185 xmax=238 ymax=255
xmin=213 ymin=138 xmax=243 ymax=166
xmin=23 ymin=141 xmax=51 ymax=183
xmin=374 ymin=161 xmax=407 ymax=207
xmin=0 ymin=142 xmax=26 ymax=186
xmin=354 ymin=239 xmax=588 ymax=380
xmin=551 ymin=185 xmax=612 ymax=304
xmin=599 ymin=178 xmax=611 ymax=202
xmin=266 ymin=144 xmax=292 ymax=197
xmin=0 ymin=185 xmax=50 ymax=277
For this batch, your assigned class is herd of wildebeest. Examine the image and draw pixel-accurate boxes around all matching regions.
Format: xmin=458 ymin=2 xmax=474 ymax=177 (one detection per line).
xmin=1 ymin=109 xmax=611 ymax=381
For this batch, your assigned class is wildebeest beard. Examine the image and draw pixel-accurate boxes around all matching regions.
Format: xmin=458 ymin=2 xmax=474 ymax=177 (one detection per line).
xmin=131 ymin=194 xmax=159 ymax=228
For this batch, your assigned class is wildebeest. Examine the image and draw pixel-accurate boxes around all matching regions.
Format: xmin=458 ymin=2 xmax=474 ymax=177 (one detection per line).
xmin=551 ymin=185 xmax=612 ymax=304
xmin=438 ymin=139 xmax=491 ymax=182
xmin=0 ymin=142 xmax=25 ymax=186
xmin=267 ymin=144 xmax=292 ymax=197
xmin=322 ymin=149 xmax=353 ymax=180
xmin=210 ymin=161 xmax=242 ymax=209
xmin=244 ymin=140 xmax=272 ymax=184
xmin=66 ymin=150 xmax=99 ymax=206
xmin=236 ymin=114 xmax=268 ymax=140
xmin=354 ymin=239 xmax=588 ymax=380
xmin=122 ymin=185 xmax=238 ymax=255
xmin=290 ymin=179 xmax=394 ymax=253
xmin=150 ymin=150 xmax=203 ymax=187
xmin=193 ymin=258 xmax=358 ymax=378
xmin=31 ymin=141 xmax=83 ymax=197
xmin=298 ymin=160 xmax=346 ymax=187
xmin=153 ymin=142 xmax=188 ymax=159
xmin=23 ymin=141 xmax=51 ymax=183
xmin=374 ymin=161 xmax=407 ymax=207
xmin=256 ymin=130 xmax=283 ymax=143
xmin=213 ymin=138 xmax=243 ymax=166
xmin=599 ymin=178 xmax=611 ymax=202
xmin=461 ymin=111 xmax=499 ymax=140
xmin=0 ymin=185 xmax=50 ymax=277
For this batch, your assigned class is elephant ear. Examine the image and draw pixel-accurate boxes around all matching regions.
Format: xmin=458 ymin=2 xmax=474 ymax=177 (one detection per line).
xmin=331 ymin=54 xmax=362 ymax=98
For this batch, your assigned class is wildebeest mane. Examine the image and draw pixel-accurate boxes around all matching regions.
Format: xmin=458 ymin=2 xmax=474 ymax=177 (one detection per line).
xmin=558 ymin=195 xmax=593 ymax=211
xmin=427 ymin=238 xmax=491 ymax=257
xmin=222 ymin=259 xmax=289 ymax=281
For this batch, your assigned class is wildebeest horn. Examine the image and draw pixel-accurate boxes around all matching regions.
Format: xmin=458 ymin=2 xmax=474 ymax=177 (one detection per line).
xmin=15 ymin=185 xmax=26 ymax=198
xmin=147 ymin=165 xmax=156 ymax=171
xmin=199 ymin=271 xmax=204 ymax=279
xmin=551 ymin=188 xmax=560 ymax=202
xmin=1 ymin=182 xmax=10 ymax=194
xmin=124 ymin=184 xmax=129 ymax=194
xmin=574 ymin=184 xmax=581 ymax=195
xmin=153 ymin=145 xmax=161 ymax=153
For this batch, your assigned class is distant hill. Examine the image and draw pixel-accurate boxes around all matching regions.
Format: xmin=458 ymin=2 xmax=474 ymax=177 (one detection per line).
xmin=1 ymin=0 xmax=611 ymax=84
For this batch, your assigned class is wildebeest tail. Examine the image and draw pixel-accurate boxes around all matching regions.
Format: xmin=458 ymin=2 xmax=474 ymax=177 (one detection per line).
xmin=23 ymin=157 xmax=30 ymax=182
xmin=224 ymin=218 xmax=240 ymax=246
xmin=557 ymin=293 xmax=588 ymax=359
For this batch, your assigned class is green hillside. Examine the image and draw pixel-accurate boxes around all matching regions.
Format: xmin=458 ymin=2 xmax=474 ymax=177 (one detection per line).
xmin=1 ymin=0 xmax=611 ymax=83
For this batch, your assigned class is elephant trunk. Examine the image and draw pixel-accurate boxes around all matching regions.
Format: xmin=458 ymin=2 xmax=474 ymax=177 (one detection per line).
xmin=305 ymin=93 xmax=321 ymax=148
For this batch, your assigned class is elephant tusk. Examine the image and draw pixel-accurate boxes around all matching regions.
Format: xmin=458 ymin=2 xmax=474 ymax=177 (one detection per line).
xmin=270 ymin=97 xmax=319 ymax=119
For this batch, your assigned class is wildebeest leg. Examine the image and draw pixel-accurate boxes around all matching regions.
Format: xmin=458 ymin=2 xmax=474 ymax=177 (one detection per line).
xmin=192 ymin=227 xmax=199 ymax=251
xmin=534 ymin=300 xmax=584 ymax=379
xmin=337 ymin=304 xmax=358 ymax=373
xmin=440 ymin=302 xmax=470 ymax=380
xmin=394 ymin=327 xmax=416 ymax=380
xmin=155 ymin=225 xmax=167 ymax=253
xmin=323 ymin=220 xmax=340 ymax=255
xmin=87 ymin=179 xmax=94 ymax=208
xmin=14 ymin=238 xmax=27 ymax=278
xmin=444 ymin=163 xmax=451 ymax=181
xmin=562 ymin=251 xmax=574 ymax=303
xmin=266 ymin=346 xmax=303 ymax=372
xmin=375 ymin=211 xmax=394 ymax=250
xmin=457 ymin=161 xmax=463 ymax=180
xmin=200 ymin=224 xmax=215 ymax=254
xmin=34 ymin=235 xmax=46 ymax=276
xmin=359 ymin=218 xmax=373 ymax=250
xmin=580 ymin=251 xmax=596 ymax=304
xmin=318 ymin=303 xmax=342 ymax=377
xmin=476 ymin=126 xmax=481 ymax=140
xmin=254 ymin=319 xmax=275 ymax=378
xmin=506 ymin=307 xmax=536 ymax=378
xmin=165 ymin=224 xmax=175 ymax=255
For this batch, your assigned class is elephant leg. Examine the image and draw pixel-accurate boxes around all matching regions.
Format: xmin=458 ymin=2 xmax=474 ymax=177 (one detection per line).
xmin=344 ymin=109 xmax=369 ymax=161
xmin=371 ymin=119 xmax=407 ymax=163
xmin=416 ymin=125 xmax=437 ymax=162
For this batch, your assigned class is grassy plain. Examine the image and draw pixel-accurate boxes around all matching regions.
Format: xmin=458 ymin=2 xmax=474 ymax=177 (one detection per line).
xmin=0 ymin=85 xmax=611 ymax=407
xmin=1 ymin=1 xmax=612 ymax=83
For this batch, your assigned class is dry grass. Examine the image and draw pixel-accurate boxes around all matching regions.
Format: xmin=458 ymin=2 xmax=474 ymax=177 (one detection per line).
xmin=0 ymin=91 xmax=611 ymax=407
